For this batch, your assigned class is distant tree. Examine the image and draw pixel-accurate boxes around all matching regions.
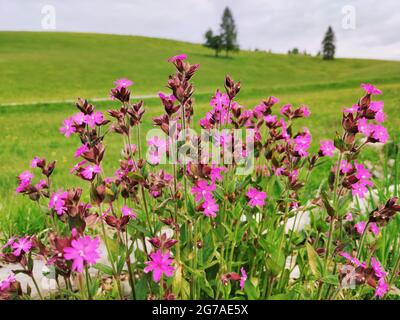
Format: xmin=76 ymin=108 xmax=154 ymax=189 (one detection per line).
xmin=204 ymin=29 xmax=223 ymax=57
xmin=322 ymin=26 xmax=336 ymax=60
xmin=291 ymin=48 xmax=299 ymax=55
xmin=220 ymin=7 xmax=239 ymax=57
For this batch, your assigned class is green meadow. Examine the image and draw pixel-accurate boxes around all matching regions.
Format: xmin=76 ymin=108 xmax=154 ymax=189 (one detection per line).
xmin=1 ymin=31 xmax=400 ymax=235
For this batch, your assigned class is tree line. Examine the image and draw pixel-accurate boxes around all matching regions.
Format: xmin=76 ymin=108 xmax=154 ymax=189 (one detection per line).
xmin=203 ymin=7 xmax=336 ymax=60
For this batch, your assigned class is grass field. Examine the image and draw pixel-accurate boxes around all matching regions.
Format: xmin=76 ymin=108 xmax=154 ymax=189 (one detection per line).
xmin=1 ymin=31 xmax=400 ymax=235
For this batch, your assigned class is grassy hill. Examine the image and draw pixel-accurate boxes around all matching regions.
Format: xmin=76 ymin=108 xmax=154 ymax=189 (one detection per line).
xmin=1 ymin=31 xmax=400 ymax=104
xmin=1 ymin=31 xmax=400 ymax=234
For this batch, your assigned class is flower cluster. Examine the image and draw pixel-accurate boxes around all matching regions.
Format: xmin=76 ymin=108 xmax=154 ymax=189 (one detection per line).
xmin=5 ymin=55 xmax=398 ymax=301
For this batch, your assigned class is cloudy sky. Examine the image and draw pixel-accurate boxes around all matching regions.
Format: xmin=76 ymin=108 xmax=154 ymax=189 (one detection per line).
xmin=1 ymin=0 xmax=400 ymax=60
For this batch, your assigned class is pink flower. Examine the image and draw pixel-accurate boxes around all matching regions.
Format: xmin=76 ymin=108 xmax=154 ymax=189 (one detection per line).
xmin=345 ymin=212 xmax=353 ymax=221
xmin=375 ymin=111 xmax=386 ymax=123
xmin=280 ymin=104 xmax=292 ymax=116
xmin=210 ymin=166 xmax=226 ymax=183
xmin=70 ymin=160 xmax=87 ymax=174
xmin=371 ymin=125 xmax=389 ymax=143
xmin=355 ymin=221 xmax=366 ymax=234
xmin=31 ymin=156 xmax=40 ymax=168
xmin=18 ymin=171 xmax=33 ymax=183
xmin=319 ymin=140 xmax=335 ymax=157
xmin=11 ymin=237 xmax=32 ymax=256
xmin=72 ymin=112 xmax=85 ymax=125
xmin=351 ymin=181 xmax=371 ymax=198
xmin=35 ymin=179 xmax=47 ymax=190
xmin=210 ymin=90 xmax=230 ymax=111
xmin=147 ymin=136 xmax=167 ymax=165
xmin=2 ymin=237 xmax=16 ymax=250
xmin=370 ymin=222 xmax=379 ymax=236
xmin=74 ymin=143 xmax=89 ymax=158
xmin=60 ymin=117 xmax=76 ymax=137
xmin=374 ymin=278 xmax=389 ymax=298
xmin=339 ymin=160 xmax=353 ymax=174
xmin=63 ymin=236 xmax=101 ymax=273
xmin=202 ymin=198 xmax=219 ymax=218
xmin=191 ymin=180 xmax=215 ymax=202
xmin=360 ymin=83 xmax=382 ymax=95
xmin=240 ymin=267 xmax=247 ymax=290
xmin=158 ymin=92 xmax=176 ymax=102
xmin=371 ymin=257 xmax=387 ymax=278
xmin=84 ymin=111 xmax=104 ymax=128
xmin=358 ymin=118 xmax=372 ymax=136
xmin=370 ymin=101 xmax=384 ymax=112
xmin=354 ymin=162 xmax=372 ymax=181
xmin=49 ymin=191 xmax=68 ymax=215
xmin=81 ymin=164 xmax=101 ymax=180
xmin=273 ymin=166 xmax=284 ymax=176
xmin=299 ymin=105 xmax=311 ymax=117
xmin=168 ymin=54 xmax=187 ymax=63
xmin=114 ymin=78 xmax=133 ymax=89
xmin=293 ymin=130 xmax=312 ymax=157
xmin=0 ymin=273 xmax=16 ymax=292
xmin=340 ymin=252 xmax=366 ymax=269
xmin=144 ymin=249 xmax=175 ymax=282
xmin=343 ymin=105 xmax=359 ymax=113
xmin=246 ymin=187 xmax=267 ymax=207
xmin=122 ymin=205 xmax=137 ymax=219
xmin=264 ymin=115 xmax=277 ymax=124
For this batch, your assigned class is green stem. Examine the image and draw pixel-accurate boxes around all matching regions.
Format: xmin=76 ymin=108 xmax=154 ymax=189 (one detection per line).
xmin=85 ymin=265 xmax=92 ymax=300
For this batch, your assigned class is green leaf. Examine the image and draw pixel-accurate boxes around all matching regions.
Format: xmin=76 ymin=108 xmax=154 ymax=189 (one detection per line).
xmin=94 ymin=263 xmax=114 ymax=276
xmin=306 ymin=242 xmax=322 ymax=278
xmin=244 ymin=281 xmax=259 ymax=300
xmin=322 ymin=274 xmax=339 ymax=286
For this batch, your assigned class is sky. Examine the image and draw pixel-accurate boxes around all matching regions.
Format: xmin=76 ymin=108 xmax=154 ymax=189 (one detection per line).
xmin=1 ymin=0 xmax=400 ymax=60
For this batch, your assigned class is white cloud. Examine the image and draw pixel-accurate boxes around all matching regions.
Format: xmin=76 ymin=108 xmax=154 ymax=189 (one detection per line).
xmin=0 ymin=0 xmax=399 ymax=60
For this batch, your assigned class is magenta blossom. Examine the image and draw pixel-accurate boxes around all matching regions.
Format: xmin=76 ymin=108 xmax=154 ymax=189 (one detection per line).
xmin=64 ymin=236 xmax=101 ymax=273
xmin=343 ymin=105 xmax=359 ymax=113
xmin=345 ymin=212 xmax=353 ymax=221
xmin=319 ymin=140 xmax=335 ymax=157
xmin=31 ymin=156 xmax=40 ymax=168
xmin=0 ymin=273 xmax=16 ymax=292
xmin=360 ymin=83 xmax=382 ymax=95
xmin=84 ymin=111 xmax=104 ymax=128
xmin=240 ymin=267 xmax=247 ymax=290
xmin=49 ymin=191 xmax=68 ymax=215
xmin=370 ymin=101 xmax=384 ymax=112
xmin=60 ymin=117 xmax=76 ymax=137
xmin=114 ymin=78 xmax=133 ymax=89
xmin=264 ymin=115 xmax=277 ymax=124
xmin=144 ymin=249 xmax=175 ymax=282
xmin=191 ymin=180 xmax=215 ymax=202
xmin=210 ymin=166 xmax=226 ymax=183
xmin=81 ymin=164 xmax=101 ymax=180
xmin=371 ymin=257 xmax=387 ymax=278
xmin=374 ymin=278 xmax=389 ymax=298
xmin=210 ymin=90 xmax=230 ymax=110
xmin=299 ymin=105 xmax=311 ymax=117
xmin=202 ymin=198 xmax=219 ymax=218
xmin=168 ymin=54 xmax=187 ymax=63
xmin=355 ymin=221 xmax=366 ymax=234
xmin=370 ymin=223 xmax=379 ymax=236
xmin=18 ymin=171 xmax=33 ymax=183
xmin=351 ymin=180 xmax=372 ymax=198
xmin=339 ymin=160 xmax=353 ymax=174
xmin=74 ymin=143 xmax=89 ymax=158
xmin=246 ymin=187 xmax=267 ymax=207
xmin=11 ymin=237 xmax=33 ymax=257
xmin=339 ymin=252 xmax=366 ymax=269
xmin=122 ymin=205 xmax=137 ymax=219
xmin=293 ymin=130 xmax=312 ymax=157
